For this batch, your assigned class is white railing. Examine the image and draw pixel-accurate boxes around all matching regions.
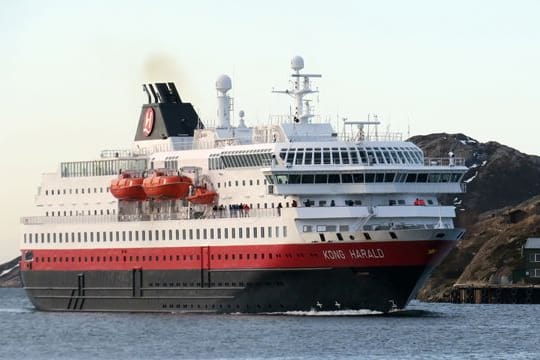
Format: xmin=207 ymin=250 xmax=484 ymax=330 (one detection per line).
xmin=20 ymin=208 xmax=281 ymax=226
xmin=424 ymin=157 xmax=465 ymax=167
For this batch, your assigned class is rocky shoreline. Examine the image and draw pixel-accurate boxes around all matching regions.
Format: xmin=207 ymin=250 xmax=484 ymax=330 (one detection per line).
xmin=0 ymin=256 xmax=21 ymax=287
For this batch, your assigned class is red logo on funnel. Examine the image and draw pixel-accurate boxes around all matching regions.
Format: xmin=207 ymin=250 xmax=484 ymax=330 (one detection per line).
xmin=143 ymin=108 xmax=154 ymax=137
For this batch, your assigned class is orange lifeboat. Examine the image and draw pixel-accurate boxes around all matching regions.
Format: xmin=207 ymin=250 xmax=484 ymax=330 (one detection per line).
xmin=142 ymin=170 xmax=193 ymax=199
xmin=110 ymin=172 xmax=146 ymax=201
xmin=187 ymin=186 xmax=218 ymax=205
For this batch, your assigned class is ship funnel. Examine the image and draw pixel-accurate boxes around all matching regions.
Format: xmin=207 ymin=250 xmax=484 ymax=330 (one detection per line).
xmin=216 ymin=74 xmax=232 ymax=128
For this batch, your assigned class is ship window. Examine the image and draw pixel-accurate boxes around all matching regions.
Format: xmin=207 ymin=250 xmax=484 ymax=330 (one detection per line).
xmin=216 ymin=228 xmax=221 ymax=239
xmin=315 ymin=174 xmax=327 ymax=183
xmin=342 ymin=174 xmax=353 ymax=183
xmin=148 ymin=231 xmax=152 ymax=241
xmin=364 ymin=233 xmax=371 ymax=240
xmin=301 ymin=174 xmax=314 ymax=184
xmin=322 ymin=149 xmax=331 ymax=164
xmin=353 ymin=173 xmax=364 ymax=183
xmin=210 ymin=228 xmax=214 ymax=239
xmin=253 ymin=227 xmax=257 ymax=238
xmin=331 ymin=148 xmax=340 ymax=164
xmin=319 ymin=233 xmax=326 ymax=242
xmin=189 ymin=229 xmax=193 ymax=240
xmin=77 ymin=232 xmax=81 ymax=243
xmin=260 ymin=227 xmax=265 ymax=238
xmin=276 ymin=175 xmax=288 ymax=184
xmin=304 ymin=149 xmax=313 ymax=164
xmin=384 ymin=173 xmax=396 ymax=182
xmin=286 ymin=151 xmax=295 ymax=165
xmin=283 ymin=226 xmax=287 ymax=237
xmin=390 ymin=232 xmax=397 ymax=239
xmin=196 ymin=229 xmax=200 ymax=240
xmin=295 ymin=149 xmax=304 ymax=165
xmin=328 ymin=174 xmax=340 ymax=183
xmin=375 ymin=173 xmax=384 ymax=182
xmin=313 ymin=148 xmax=322 ymax=164
xmin=365 ymin=173 xmax=375 ymax=183
xmin=303 ymin=225 xmax=312 ymax=232
xmin=239 ymin=227 xmax=243 ymax=238
xmin=246 ymin=227 xmax=250 ymax=238
xmin=231 ymin=228 xmax=235 ymax=239
xmin=289 ymin=174 xmax=301 ymax=184
xmin=182 ymin=229 xmax=186 ymax=240
xmin=417 ymin=173 xmax=428 ymax=183
xmin=341 ymin=149 xmax=350 ymax=164
xmin=406 ymin=173 xmax=417 ymax=183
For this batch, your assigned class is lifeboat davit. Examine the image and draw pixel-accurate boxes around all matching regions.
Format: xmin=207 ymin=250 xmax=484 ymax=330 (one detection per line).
xmin=142 ymin=170 xmax=193 ymax=199
xmin=110 ymin=172 xmax=146 ymax=201
xmin=187 ymin=186 xmax=218 ymax=205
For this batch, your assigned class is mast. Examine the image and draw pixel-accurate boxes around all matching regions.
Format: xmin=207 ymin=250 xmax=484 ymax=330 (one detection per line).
xmin=272 ymin=56 xmax=321 ymax=124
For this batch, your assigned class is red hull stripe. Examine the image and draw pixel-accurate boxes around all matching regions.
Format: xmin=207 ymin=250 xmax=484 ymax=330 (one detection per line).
xmin=20 ymin=241 xmax=456 ymax=272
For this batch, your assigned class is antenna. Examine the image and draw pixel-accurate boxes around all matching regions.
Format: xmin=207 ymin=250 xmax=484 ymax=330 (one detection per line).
xmin=272 ymin=55 xmax=321 ymax=124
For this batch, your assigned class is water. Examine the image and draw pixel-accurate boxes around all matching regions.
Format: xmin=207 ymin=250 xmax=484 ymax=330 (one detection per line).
xmin=0 ymin=288 xmax=538 ymax=360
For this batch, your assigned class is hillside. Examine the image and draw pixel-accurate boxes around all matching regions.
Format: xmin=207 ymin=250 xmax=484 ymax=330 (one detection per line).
xmin=411 ymin=133 xmax=540 ymax=301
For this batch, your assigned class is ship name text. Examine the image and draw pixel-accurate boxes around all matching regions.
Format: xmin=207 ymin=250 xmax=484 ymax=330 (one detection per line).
xmin=322 ymin=248 xmax=385 ymax=261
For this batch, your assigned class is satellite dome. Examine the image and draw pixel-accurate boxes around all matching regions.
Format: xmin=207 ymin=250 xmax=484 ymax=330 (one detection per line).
xmin=239 ymin=110 xmax=245 ymax=118
xmin=216 ymin=74 xmax=232 ymax=92
xmin=291 ymin=56 xmax=304 ymax=71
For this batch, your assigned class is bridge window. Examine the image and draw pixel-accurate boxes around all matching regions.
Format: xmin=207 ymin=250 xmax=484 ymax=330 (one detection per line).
xmin=299 ymin=174 xmax=312 ymax=184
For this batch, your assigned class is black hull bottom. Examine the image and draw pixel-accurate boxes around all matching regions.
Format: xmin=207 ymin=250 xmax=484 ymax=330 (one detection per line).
xmin=22 ymin=266 xmax=434 ymax=313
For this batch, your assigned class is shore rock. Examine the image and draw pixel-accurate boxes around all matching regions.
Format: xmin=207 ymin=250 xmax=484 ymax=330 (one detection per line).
xmin=0 ymin=256 xmax=22 ymax=287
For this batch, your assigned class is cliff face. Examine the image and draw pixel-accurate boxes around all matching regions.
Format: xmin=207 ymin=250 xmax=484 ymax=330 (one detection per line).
xmin=411 ymin=133 xmax=540 ymax=301
xmin=0 ymin=256 xmax=21 ymax=287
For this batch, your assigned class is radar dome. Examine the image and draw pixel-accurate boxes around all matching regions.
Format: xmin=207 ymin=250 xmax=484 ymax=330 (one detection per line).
xmin=216 ymin=74 xmax=232 ymax=92
xmin=239 ymin=110 xmax=245 ymax=118
xmin=291 ymin=56 xmax=304 ymax=71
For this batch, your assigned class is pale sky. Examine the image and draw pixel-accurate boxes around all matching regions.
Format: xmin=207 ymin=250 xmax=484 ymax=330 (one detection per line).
xmin=1 ymin=0 xmax=539 ymax=263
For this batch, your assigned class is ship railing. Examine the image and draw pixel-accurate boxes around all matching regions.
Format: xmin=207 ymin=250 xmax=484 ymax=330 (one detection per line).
xmin=21 ymin=215 xmax=119 ymax=225
xmin=20 ymin=208 xmax=281 ymax=226
xmin=424 ymin=157 xmax=465 ymax=167
xmin=339 ymin=132 xmax=404 ymax=142
xmin=100 ymin=150 xmax=137 ymax=158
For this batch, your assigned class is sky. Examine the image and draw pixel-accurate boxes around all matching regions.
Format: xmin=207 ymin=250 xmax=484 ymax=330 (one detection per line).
xmin=1 ymin=0 xmax=539 ymax=263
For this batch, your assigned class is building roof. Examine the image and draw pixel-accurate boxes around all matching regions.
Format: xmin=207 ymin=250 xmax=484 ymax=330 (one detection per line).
xmin=525 ymin=237 xmax=540 ymax=249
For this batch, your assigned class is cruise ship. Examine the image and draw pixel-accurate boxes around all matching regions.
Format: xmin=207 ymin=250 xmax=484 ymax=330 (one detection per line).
xmin=19 ymin=56 xmax=467 ymax=313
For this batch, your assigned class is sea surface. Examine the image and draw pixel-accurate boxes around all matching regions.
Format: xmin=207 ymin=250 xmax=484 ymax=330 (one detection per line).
xmin=0 ymin=288 xmax=538 ymax=360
